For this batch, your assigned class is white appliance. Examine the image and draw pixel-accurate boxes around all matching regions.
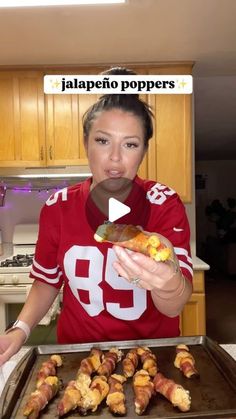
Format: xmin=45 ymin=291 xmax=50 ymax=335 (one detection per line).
xmin=0 ymin=224 xmax=38 ymax=284
xmin=0 ymin=224 xmax=38 ymax=333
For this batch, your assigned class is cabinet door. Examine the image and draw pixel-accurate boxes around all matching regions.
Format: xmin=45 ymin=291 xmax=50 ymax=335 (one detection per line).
xmin=45 ymin=67 xmax=105 ymax=166
xmin=180 ymin=293 xmax=206 ymax=336
xmin=146 ymin=66 xmax=192 ymax=202
xmin=0 ymin=71 xmax=45 ymax=167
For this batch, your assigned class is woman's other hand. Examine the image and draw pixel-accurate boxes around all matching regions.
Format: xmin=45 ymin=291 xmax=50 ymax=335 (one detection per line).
xmin=0 ymin=329 xmax=26 ymax=366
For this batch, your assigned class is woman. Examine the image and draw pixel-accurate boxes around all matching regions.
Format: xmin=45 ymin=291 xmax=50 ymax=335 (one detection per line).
xmin=0 ymin=68 xmax=192 ymax=365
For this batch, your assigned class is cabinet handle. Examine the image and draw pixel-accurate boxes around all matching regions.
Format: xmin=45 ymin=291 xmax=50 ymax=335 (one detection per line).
xmin=49 ymin=145 xmax=53 ymax=160
xmin=40 ymin=146 xmax=44 ymax=161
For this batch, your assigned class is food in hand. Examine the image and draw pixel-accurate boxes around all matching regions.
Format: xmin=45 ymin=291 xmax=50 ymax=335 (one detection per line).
xmin=36 ymin=354 xmax=62 ymax=388
xmin=97 ymin=347 xmax=123 ymax=377
xmin=79 ymin=375 xmax=109 ymax=414
xmin=153 ymin=372 xmax=191 ymax=412
xmin=133 ymin=369 xmax=154 ymax=415
xmin=57 ymin=380 xmax=82 ymax=417
xmin=23 ymin=376 xmax=59 ymax=418
xmin=94 ymin=223 xmax=171 ymax=261
xmin=137 ymin=346 xmax=158 ymax=377
xmin=106 ymin=374 xmax=127 ymax=415
xmin=122 ymin=348 xmax=139 ymax=378
xmin=174 ymin=344 xmax=199 ymax=378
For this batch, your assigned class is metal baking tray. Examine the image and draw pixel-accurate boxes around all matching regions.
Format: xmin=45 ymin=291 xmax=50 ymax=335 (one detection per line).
xmin=0 ymin=336 xmax=236 ymax=418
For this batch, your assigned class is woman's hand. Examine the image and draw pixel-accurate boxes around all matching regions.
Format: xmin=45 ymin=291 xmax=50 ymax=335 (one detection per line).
xmin=112 ymin=234 xmax=192 ymax=317
xmin=0 ymin=329 xmax=26 ymax=366
xmin=113 ymin=244 xmax=179 ymax=292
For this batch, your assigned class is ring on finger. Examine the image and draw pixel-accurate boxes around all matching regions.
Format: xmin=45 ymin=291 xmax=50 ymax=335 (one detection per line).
xmin=130 ymin=277 xmax=141 ymax=285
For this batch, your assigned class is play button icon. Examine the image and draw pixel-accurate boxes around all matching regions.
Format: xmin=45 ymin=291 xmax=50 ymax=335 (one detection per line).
xmin=108 ymin=198 xmax=131 ymax=222
xmin=85 ymin=176 xmax=151 ymax=236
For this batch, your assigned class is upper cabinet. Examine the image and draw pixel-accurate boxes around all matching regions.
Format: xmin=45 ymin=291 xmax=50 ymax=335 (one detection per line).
xmin=45 ymin=93 xmax=83 ymax=166
xmin=144 ymin=65 xmax=193 ymax=203
xmin=0 ymin=64 xmax=193 ymax=202
xmin=44 ymin=67 xmax=107 ymax=166
xmin=0 ymin=71 xmax=45 ymax=167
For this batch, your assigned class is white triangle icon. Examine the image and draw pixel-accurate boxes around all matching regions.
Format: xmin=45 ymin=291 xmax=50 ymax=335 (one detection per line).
xmin=108 ymin=197 xmax=131 ymax=222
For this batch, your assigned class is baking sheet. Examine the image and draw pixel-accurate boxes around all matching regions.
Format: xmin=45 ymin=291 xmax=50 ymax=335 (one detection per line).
xmin=0 ymin=336 xmax=236 ymax=418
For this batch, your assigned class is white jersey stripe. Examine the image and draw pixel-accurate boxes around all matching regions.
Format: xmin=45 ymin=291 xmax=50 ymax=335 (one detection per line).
xmin=179 ymin=261 xmax=193 ymax=276
xmin=33 ymin=259 xmax=59 ymax=275
xmin=174 ymin=247 xmax=192 ymax=265
xmin=31 ymin=267 xmax=62 ymax=284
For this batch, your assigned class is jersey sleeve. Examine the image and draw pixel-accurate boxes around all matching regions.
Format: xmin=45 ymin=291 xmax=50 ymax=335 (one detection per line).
xmin=30 ymin=200 xmax=64 ymax=289
xmin=153 ymin=192 xmax=193 ymax=283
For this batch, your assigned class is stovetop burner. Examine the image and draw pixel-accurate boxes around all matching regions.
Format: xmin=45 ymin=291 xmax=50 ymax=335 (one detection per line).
xmin=0 ymin=254 xmax=34 ymax=268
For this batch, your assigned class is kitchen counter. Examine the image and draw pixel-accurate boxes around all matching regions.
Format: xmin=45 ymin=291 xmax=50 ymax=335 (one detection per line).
xmin=191 ymin=255 xmax=210 ymax=270
xmin=0 ymin=343 xmax=235 ymax=397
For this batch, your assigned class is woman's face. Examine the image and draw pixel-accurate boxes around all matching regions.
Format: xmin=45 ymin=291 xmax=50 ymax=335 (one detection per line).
xmin=85 ymin=109 xmax=146 ymax=189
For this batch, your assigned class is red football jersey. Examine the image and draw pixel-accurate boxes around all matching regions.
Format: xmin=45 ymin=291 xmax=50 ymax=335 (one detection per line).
xmin=30 ymin=176 xmax=192 ymax=344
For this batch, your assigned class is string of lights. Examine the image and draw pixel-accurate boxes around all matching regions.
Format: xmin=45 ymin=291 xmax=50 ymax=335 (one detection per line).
xmin=0 ymin=181 xmax=71 ymax=207
xmin=1 ymin=185 xmax=63 ymax=193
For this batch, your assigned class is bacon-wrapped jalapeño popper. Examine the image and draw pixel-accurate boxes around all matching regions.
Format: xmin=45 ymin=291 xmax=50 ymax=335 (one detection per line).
xmin=94 ymin=223 xmax=172 ymax=262
xmin=106 ymin=374 xmax=127 ymax=415
xmin=79 ymin=375 xmax=109 ymax=415
xmin=174 ymin=344 xmax=199 ymax=378
xmin=133 ymin=369 xmax=154 ymax=415
xmin=97 ymin=347 xmax=123 ymax=377
xmin=36 ymin=354 xmax=62 ymax=388
xmin=23 ymin=376 xmax=60 ymax=418
xmin=153 ymin=372 xmax=191 ymax=412
xmin=137 ymin=346 xmax=158 ymax=377
xmin=57 ymin=348 xmax=103 ymax=417
xmin=122 ymin=348 xmax=139 ymax=378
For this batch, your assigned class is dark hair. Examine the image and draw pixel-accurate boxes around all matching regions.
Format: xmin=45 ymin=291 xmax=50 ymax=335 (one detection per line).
xmin=82 ymin=67 xmax=154 ymax=148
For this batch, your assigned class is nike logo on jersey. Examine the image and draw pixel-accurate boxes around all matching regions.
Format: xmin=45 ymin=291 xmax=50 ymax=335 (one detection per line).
xmin=173 ymin=227 xmax=184 ymax=232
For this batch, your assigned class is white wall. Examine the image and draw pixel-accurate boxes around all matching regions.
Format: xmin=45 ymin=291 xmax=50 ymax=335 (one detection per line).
xmin=0 ymin=190 xmax=47 ymax=243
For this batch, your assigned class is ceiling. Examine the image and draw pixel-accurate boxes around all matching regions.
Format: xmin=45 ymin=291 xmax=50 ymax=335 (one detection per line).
xmin=0 ymin=0 xmax=235 ymax=160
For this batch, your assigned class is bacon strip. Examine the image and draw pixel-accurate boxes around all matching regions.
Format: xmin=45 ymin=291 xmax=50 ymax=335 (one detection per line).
xmin=97 ymin=347 xmax=123 ymax=377
xmin=153 ymin=372 xmax=191 ymax=412
xmin=122 ymin=348 xmax=139 ymax=378
xmin=137 ymin=346 xmax=158 ymax=377
xmin=133 ymin=369 xmax=154 ymax=415
xmin=106 ymin=374 xmax=127 ymax=415
xmin=94 ymin=223 xmax=171 ymax=262
xmin=174 ymin=344 xmax=199 ymax=378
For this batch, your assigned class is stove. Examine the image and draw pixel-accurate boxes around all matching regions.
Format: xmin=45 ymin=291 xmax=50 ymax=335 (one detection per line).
xmin=0 ymin=254 xmax=34 ymax=268
xmin=0 ymin=224 xmax=38 ymax=285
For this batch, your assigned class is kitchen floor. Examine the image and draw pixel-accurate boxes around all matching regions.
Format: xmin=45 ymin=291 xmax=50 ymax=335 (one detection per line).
xmin=205 ymin=270 xmax=236 ymax=343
